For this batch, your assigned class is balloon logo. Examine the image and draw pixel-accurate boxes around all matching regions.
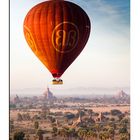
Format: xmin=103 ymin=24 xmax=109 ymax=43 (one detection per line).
xmin=24 ymin=26 xmax=37 ymax=53
xmin=52 ymin=22 xmax=79 ymax=53
xmin=23 ymin=0 xmax=91 ymax=84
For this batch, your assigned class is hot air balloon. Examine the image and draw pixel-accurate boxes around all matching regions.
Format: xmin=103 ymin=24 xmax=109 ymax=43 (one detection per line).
xmin=23 ymin=0 xmax=91 ymax=84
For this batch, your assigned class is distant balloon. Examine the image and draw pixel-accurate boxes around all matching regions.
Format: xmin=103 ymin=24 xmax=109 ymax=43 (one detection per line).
xmin=23 ymin=0 xmax=91 ymax=84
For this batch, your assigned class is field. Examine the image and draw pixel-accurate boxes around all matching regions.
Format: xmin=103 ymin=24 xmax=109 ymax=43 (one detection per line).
xmin=10 ymin=104 xmax=130 ymax=140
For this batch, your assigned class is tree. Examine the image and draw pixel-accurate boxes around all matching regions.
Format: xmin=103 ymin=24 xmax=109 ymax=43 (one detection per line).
xmin=10 ymin=120 xmax=14 ymax=133
xmin=34 ymin=121 xmax=39 ymax=130
xmin=44 ymin=137 xmax=49 ymax=140
xmin=108 ymin=127 xmax=115 ymax=140
xmin=77 ymin=128 xmax=87 ymax=140
xmin=99 ymin=132 xmax=104 ymax=140
xmin=67 ymin=128 xmax=77 ymax=140
xmin=25 ymin=134 xmax=30 ymax=140
xmin=10 ymin=104 xmax=16 ymax=109
xmin=86 ymin=129 xmax=96 ymax=140
xmin=33 ymin=135 xmax=38 ymax=140
xmin=65 ymin=113 xmax=75 ymax=120
xmin=119 ymin=126 xmax=129 ymax=140
xmin=94 ymin=124 xmax=102 ymax=140
xmin=120 ymin=118 xmax=129 ymax=128
xmin=98 ymin=131 xmax=110 ymax=140
xmin=119 ymin=127 xmax=128 ymax=134
xmin=77 ymin=129 xmax=84 ymax=140
xmin=53 ymin=127 xmax=58 ymax=134
xmin=110 ymin=109 xmax=122 ymax=116
xmin=34 ymin=120 xmax=40 ymax=139
xmin=13 ymin=131 xmax=25 ymax=140
xmin=103 ymin=132 xmax=109 ymax=140
xmin=52 ymin=126 xmax=58 ymax=138
xmin=79 ymin=110 xmax=85 ymax=117
xmin=17 ymin=113 xmax=23 ymax=121
xmin=88 ymin=109 xmax=93 ymax=116
xmin=110 ymin=118 xmax=115 ymax=122
xmin=22 ymin=113 xmax=31 ymax=121
xmin=36 ymin=129 xmax=44 ymax=140
xmin=92 ymin=132 xmax=97 ymax=140
xmin=59 ymin=128 xmax=68 ymax=140
xmin=120 ymin=134 xmax=129 ymax=140
xmin=108 ymin=122 xmax=116 ymax=130
xmin=121 ymin=118 xmax=129 ymax=124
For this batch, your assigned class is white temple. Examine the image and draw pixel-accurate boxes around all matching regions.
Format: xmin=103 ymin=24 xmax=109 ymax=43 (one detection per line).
xmin=43 ymin=87 xmax=55 ymax=100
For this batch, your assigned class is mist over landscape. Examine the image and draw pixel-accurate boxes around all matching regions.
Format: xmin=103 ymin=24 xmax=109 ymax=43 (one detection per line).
xmin=11 ymin=87 xmax=130 ymax=98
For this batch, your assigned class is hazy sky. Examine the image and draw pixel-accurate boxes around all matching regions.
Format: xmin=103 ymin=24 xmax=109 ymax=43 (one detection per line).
xmin=10 ymin=0 xmax=130 ymax=90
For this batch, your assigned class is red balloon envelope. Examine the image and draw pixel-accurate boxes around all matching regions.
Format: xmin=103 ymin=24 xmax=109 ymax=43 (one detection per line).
xmin=23 ymin=0 xmax=91 ymax=84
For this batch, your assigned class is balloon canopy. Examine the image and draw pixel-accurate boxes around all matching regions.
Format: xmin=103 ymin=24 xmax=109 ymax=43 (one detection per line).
xmin=23 ymin=0 xmax=91 ymax=84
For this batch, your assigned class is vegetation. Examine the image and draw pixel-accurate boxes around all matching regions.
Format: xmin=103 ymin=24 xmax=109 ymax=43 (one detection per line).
xmin=10 ymin=94 xmax=130 ymax=140
xmin=13 ymin=131 xmax=25 ymax=140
